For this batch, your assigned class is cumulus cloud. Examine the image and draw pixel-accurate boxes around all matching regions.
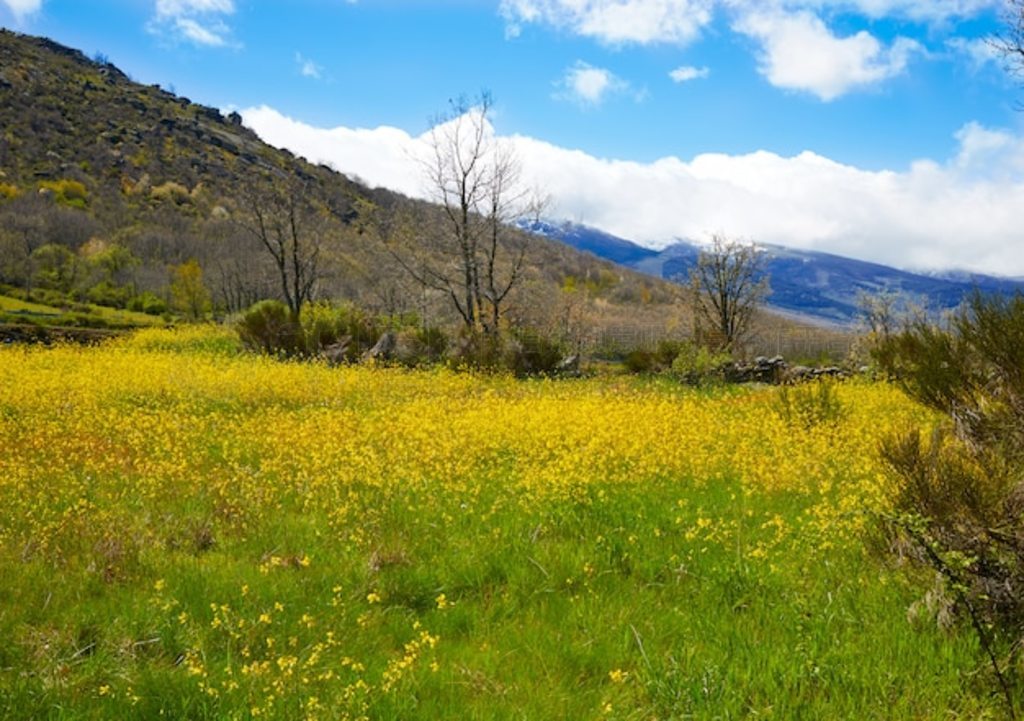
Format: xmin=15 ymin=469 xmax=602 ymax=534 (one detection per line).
xmin=500 ymin=0 xmax=995 ymax=45
xmin=500 ymin=0 xmax=717 ymax=45
xmin=500 ymin=1 xmax=995 ymax=98
xmin=556 ymin=61 xmax=630 ymax=105
xmin=149 ymin=0 xmax=236 ymax=47
xmin=669 ymin=65 xmax=710 ymax=82
xmin=1 ymin=0 xmax=42 ymax=21
xmin=241 ymin=105 xmax=1024 ymax=277
xmin=734 ymin=9 xmax=922 ymax=100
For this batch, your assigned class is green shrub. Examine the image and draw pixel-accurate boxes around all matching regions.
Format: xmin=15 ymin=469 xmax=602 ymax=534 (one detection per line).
xmin=31 ymin=243 xmax=80 ymax=293
xmin=773 ymin=379 xmax=845 ymax=429
xmin=623 ymin=349 xmax=656 ymax=374
xmin=504 ymin=330 xmax=565 ymax=377
xmin=236 ymin=300 xmax=299 ymax=356
xmin=875 ymin=291 xmax=1024 ymax=709
xmin=449 ymin=331 xmax=505 ymax=371
xmin=412 ymin=325 xmax=448 ymax=364
xmin=28 ymin=287 xmax=68 ymax=307
xmin=300 ymin=301 xmax=381 ymax=361
xmin=128 ymin=292 xmax=168 ymax=316
xmin=389 ymin=325 xmax=449 ymax=368
xmin=671 ymin=342 xmax=732 ymax=385
xmin=39 ymin=179 xmax=88 ymax=209
xmin=86 ymin=281 xmax=132 ymax=309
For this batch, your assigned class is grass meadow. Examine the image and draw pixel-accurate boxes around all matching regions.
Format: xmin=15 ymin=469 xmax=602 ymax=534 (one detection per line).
xmin=0 ymin=326 xmax=1009 ymax=719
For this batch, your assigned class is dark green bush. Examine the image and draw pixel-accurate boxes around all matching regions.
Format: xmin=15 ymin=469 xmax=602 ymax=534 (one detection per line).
xmin=128 ymin=292 xmax=168 ymax=316
xmin=623 ymin=348 xmax=656 ymax=374
xmin=236 ymin=300 xmax=299 ymax=356
xmin=86 ymin=281 xmax=132 ymax=309
xmin=504 ymin=330 xmax=565 ymax=377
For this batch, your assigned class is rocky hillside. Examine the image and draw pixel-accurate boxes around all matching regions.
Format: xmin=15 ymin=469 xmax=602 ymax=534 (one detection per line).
xmin=0 ymin=30 xmax=684 ymax=335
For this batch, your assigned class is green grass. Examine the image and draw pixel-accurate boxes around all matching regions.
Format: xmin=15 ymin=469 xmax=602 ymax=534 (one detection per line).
xmin=0 ymin=293 xmax=167 ymax=329
xmin=0 ymin=480 xmax=996 ymax=720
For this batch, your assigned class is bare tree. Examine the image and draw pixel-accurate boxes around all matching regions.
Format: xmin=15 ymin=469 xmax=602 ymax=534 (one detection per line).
xmin=0 ymin=195 xmax=47 ymax=296
xmin=380 ymin=93 xmax=538 ymax=335
xmin=236 ymin=177 xmax=327 ymax=316
xmin=992 ymin=0 xmax=1024 ymax=80
xmin=687 ymin=235 xmax=769 ymax=352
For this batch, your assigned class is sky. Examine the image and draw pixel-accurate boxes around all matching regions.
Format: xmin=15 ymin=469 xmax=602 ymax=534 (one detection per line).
xmin=3 ymin=0 xmax=1024 ymax=276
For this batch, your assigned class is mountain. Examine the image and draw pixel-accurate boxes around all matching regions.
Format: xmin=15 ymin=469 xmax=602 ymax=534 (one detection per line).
xmin=0 ymin=30 xmax=686 ymax=334
xmin=522 ymin=220 xmax=660 ymax=266
xmin=531 ymin=221 xmax=1024 ymax=325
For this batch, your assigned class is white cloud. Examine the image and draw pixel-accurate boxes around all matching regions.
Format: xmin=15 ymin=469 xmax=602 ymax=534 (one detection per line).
xmin=556 ymin=61 xmax=629 ymax=105
xmin=154 ymin=0 xmax=233 ymax=18
xmin=501 ymin=0 xmax=717 ymax=45
xmin=241 ymin=105 xmax=1024 ymax=277
xmin=947 ymin=36 xmax=1001 ymax=71
xmin=2 ymin=0 xmax=42 ymax=21
xmin=149 ymin=0 xmax=236 ymax=47
xmin=296 ymin=53 xmax=323 ymax=79
xmin=499 ymin=0 xmax=995 ymax=46
xmin=172 ymin=17 xmax=228 ymax=46
xmin=669 ymin=65 xmax=710 ymax=82
xmin=734 ymin=8 xmax=922 ymax=100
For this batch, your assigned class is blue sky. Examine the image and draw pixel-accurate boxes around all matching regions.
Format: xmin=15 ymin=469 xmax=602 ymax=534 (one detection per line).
xmin=3 ymin=0 xmax=1024 ymax=275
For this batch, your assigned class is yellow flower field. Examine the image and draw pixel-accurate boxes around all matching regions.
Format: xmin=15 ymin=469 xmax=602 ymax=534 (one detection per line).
xmin=0 ymin=327 xmax=997 ymax=719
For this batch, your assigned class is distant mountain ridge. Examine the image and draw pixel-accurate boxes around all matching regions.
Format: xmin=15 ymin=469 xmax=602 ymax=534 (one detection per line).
xmin=524 ymin=220 xmax=1024 ymax=325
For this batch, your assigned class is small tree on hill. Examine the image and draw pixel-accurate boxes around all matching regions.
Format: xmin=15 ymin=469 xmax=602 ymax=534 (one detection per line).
xmin=687 ymin=235 xmax=769 ymax=352
xmin=170 ymin=259 xmax=211 ymax=321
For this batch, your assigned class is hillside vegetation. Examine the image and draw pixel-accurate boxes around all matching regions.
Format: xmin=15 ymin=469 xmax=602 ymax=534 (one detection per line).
xmin=0 ymin=30 xmax=690 ymax=343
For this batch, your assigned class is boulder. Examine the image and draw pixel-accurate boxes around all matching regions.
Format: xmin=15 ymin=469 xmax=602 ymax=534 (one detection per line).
xmin=556 ymin=354 xmax=581 ymax=376
xmin=362 ymin=332 xmax=397 ymax=363
xmin=321 ymin=336 xmax=351 ymax=366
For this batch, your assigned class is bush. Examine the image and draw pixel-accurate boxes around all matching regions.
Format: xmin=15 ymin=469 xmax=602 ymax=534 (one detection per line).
xmin=128 ymin=292 xmax=168 ymax=316
xmin=875 ymin=291 xmax=1024 ymax=707
xmin=504 ymin=330 xmax=565 ymax=377
xmin=670 ymin=342 xmax=732 ymax=385
xmin=449 ymin=331 xmax=505 ymax=371
xmin=299 ymin=302 xmax=381 ymax=362
xmin=773 ymin=379 xmax=845 ymax=429
xmin=86 ymin=281 xmax=132 ymax=309
xmin=388 ymin=325 xmax=449 ymax=368
xmin=39 ymin=179 xmax=88 ymax=209
xmin=150 ymin=181 xmax=192 ymax=205
xmin=236 ymin=300 xmax=299 ymax=356
xmin=623 ymin=348 xmax=656 ymax=374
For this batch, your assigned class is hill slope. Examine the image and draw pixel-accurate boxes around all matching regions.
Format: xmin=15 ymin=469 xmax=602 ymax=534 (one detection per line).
xmin=0 ymin=30 xmax=683 ymax=334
